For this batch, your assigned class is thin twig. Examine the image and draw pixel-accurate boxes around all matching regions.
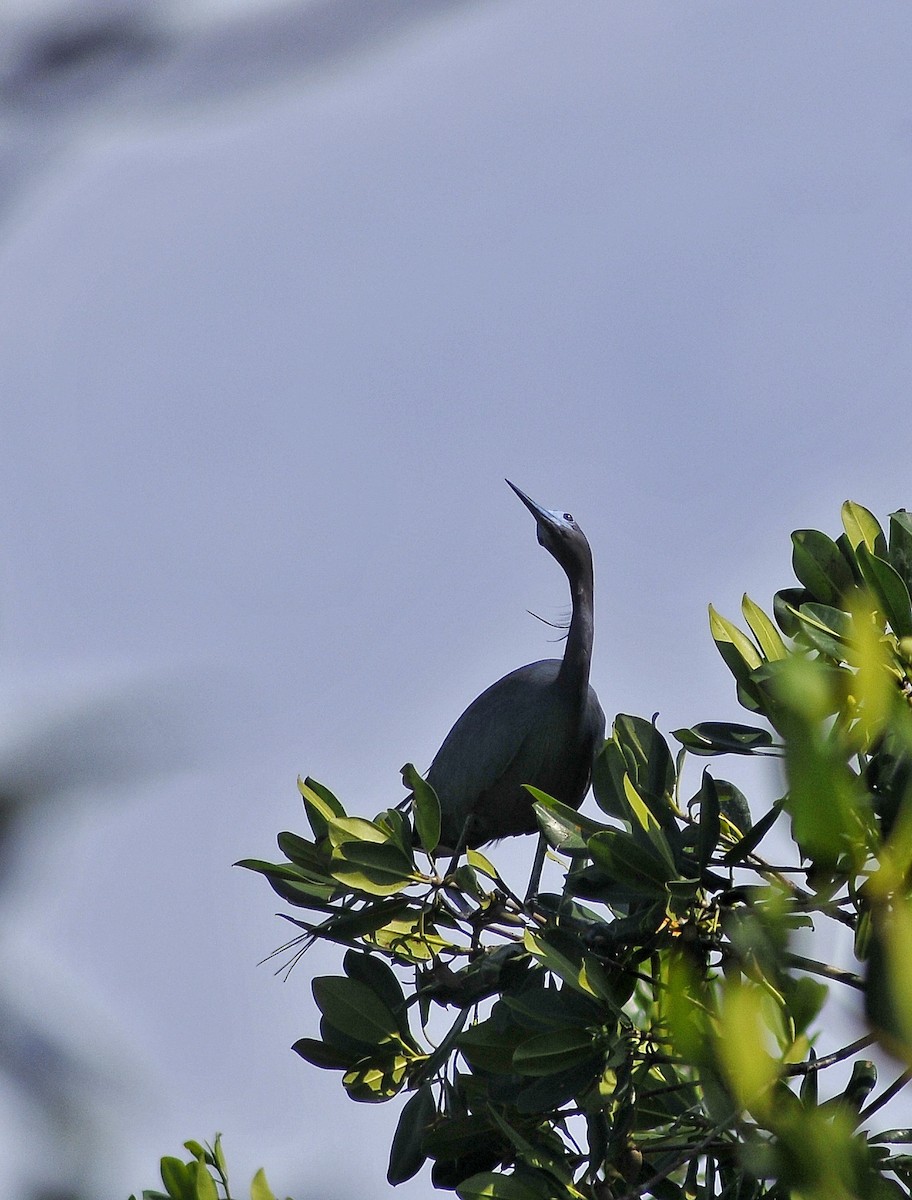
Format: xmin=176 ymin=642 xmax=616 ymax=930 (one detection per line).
xmin=614 ymin=1117 xmax=734 ymax=1200
xmin=785 ymin=953 xmax=864 ymax=990
xmin=784 ymin=1035 xmax=875 ymax=1076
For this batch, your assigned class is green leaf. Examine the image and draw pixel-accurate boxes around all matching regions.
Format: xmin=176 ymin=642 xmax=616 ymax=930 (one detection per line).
xmin=672 ymin=722 xmax=775 ymax=756
xmin=695 ymin=770 xmax=721 ymax=877
xmin=160 ymin=1158 xmax=194 ymax=1200
xmin=709 ymin=605 xmax=764 ymax=708
xmin=715 ymin=779 xmax=752 ymax=836
xmin=870 ymin=1129 xmax=912 ymax=1145
xmin=456 ymin=1172 xmax=544 ymax=1200
xmin=249 ymin=1168 xmax=277 ymax=1200
xmin=276 ymin=831 xmax=329 ymax=873
xmin=298 ymin=776 xmax=345 ymax=839
xmin=709 ymin=605 xmax=762 ymax=670
xmin=332 ymin=838 xmax=413 ymax=873
xmin=522 ymin=929 xmax=591 ymax=996
xmin=343 ymin=949 xmax=407 ymax=1025
xmin=783 ymin=975 xmax=828 ymax=1035
xmin=889 ymin=510 xmax=912 ymax=593
xmin=387 ymin=1083 xmax=437 ymax=1184
xmin=467 ymin=847 xmax=500 ymax=878
xmin=587 ymin=829 xmax=674 ymax=895
xmin=742 ymin=594 xmax=788 ymax=660
xmin=856 ymin=545 xmax=912 ymax=638
xmin=402 ymin=762 xmax=441 ymax=855
xmin=528 ymin=789 xmax=606 ymax=853
xmin=291 ymin=1037 xmax=356 ymax=1070
xmin=312 ymin=975 xmax=401 ymax=1044
xmin=503 ymin=983 xmax=601 ymax=1031
xmin=842 ymin=501 xmax=886 ymax=556
xmin=512 ymin=1028 xmax=599 ymax=1076
xmin=591 ymin=739 xmax=628 ymax=820
xmin=329 ymin=842 xmax=417 ymax=896
xmin=721 ymin=801 xmax=782 ymax=865
xmin=302 ymin=896 xmax=415 ymax=945
xmin=459 ymin=1015 xmax=526 ymax=1073
xmin=791 ymin=529 xmax=854 ymax=605
xmin=613 ymin=714 xmax=676 ymax=816
xmin=512 ymin=1056 xmax=604 ymax=1115
xmin=774 ymin=587 xmax=813 ymax=637
xmin=343 ymin=1052 xmax=408 ymax=1102
xmin=191 ymin=1163 xmax=218 ymax=1200
xmin=787 ymin=602 xmax=852 ymax=659
xmin=328 ymin=816 xmax=390 ymax=847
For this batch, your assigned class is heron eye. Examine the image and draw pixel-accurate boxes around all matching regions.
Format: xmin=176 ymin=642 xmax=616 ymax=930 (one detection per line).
xmin=563 ymin=512 xmax=574 ymax=522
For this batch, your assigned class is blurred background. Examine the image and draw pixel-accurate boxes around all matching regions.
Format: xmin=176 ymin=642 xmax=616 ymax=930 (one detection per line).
xmin=1 ymin=0 xmax=911 ymax=1196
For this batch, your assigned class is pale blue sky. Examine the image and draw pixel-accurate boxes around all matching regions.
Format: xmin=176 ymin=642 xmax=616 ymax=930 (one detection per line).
xmin=1 ymin=1 xmax=911 ymax=1195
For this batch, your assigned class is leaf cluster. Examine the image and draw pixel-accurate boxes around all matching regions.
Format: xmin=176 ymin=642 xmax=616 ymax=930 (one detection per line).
xmin=236 ymin=502 xmax=912 ymax=1199
xmin=129 ymin=1134 xmax=286 ymax=1200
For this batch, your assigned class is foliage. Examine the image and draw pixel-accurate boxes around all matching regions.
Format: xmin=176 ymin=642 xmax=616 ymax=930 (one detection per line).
xmin=128 ymin=1134 xmax=289 ymax=1200
xmin=237 ymin=501 xmax=912 ymax=1199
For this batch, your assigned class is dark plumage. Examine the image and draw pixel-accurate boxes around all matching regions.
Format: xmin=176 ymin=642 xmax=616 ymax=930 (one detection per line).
xmin=426 ymin=481 xmax=605 ymax=854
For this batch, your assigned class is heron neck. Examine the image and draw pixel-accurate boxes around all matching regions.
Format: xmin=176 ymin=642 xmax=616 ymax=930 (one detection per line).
xmin=558 ymin=561 xmax=594 ymax=700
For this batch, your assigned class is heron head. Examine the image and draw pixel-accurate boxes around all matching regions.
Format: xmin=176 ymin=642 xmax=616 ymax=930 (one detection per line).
xmin=505 ymin=480 xmax=592 ymax=578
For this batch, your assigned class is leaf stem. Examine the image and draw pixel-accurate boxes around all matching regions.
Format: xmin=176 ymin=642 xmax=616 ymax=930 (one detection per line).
xmin=784 ymin=953 xmax=864 ymax=990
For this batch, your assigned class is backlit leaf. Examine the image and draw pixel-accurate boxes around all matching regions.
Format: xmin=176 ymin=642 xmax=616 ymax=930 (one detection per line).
xmin=312 ymin=975 xmax=401 ymax=1044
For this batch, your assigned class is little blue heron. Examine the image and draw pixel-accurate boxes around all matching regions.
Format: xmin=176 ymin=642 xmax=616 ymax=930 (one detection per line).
xmin=422 ymin=480 xmax=606 ymax=893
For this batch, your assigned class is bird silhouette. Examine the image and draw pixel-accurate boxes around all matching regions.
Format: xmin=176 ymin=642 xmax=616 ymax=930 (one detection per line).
xmin=422 ymin=481 xmax=605 ymax=890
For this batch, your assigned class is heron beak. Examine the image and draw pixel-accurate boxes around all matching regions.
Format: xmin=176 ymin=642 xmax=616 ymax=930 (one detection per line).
xmin=505 ymin=479 xmax=553 ymax=526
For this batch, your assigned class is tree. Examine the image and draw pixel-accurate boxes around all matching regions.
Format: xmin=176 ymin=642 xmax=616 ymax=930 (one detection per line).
xmin=142 ymin=501 xmax=912 ymax=1199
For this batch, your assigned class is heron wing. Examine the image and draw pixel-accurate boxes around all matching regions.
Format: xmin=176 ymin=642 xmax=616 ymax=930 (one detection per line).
xmin=426 ymin=660 xmax=564 ymax=843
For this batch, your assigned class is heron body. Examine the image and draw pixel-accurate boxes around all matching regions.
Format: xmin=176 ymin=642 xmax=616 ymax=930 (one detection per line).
xmin=426 ymin=482 xmax=606 ymax=854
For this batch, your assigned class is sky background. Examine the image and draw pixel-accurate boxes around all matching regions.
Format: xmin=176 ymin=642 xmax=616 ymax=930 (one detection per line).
xmin=1 ymin=0 xmax=912 ymax=1196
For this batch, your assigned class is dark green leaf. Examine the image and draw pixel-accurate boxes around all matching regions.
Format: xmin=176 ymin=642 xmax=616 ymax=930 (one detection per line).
xmin=388 ymin=1083 xmax=437 ymax=1184
xmin=695 ymin=770 xmax=721 ymax=877
xmin=424 ymin=1114 xmax=505 ymax=1162
xmin=842 ymin=1059 xmax=877 ymax=1112
xmin=614 ymin=714 xmax=674 ymax=796
xmin=591 ymin=739 xmax=628 ymax=821
xmin=343 ymin=949 xmax=407 ymax=1025
xmin=721 ymin=801 xmax=782 ymax=864
xmin=791 ymin=529 xmax=854 ymax=605
xmin=870 ymin=1129 xmax=912 ymax=1144
xmin=291 ymin=1037 xmax=356 ymax=1070
xmin=503 ymin=984 xmax=602 ymax=1031
xmin=672 ymin=722 xmax=775 ymax=757
xmin=774 ymin=587 xmax=813 ymax=637
xmin=512 ymin=1028 xmax=599 ymax=1076
xmin=459 ymin=1017 xmax=526 ymax=1074
xmin=276 ymin=831 xmax=330 ymax=873
xmin=312 ymin=975 xmax=400 ymax=1043
xmin=715 ymin=779 xmax=752 ymax=836
xmin=889 ymin=510 xmax=912 ymax=593
xmin=512 ymin=1056 xmax=604 ymax=1113
xmin=302 ymin=896 xmax=415 ymax=945
xmin=800 ymin=1049 xmax=818 ymax=1107
xmin=857 ymin=544 xmax=912 ymax=638
xmin=588 ymin=829 xmax=675 ymax=895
